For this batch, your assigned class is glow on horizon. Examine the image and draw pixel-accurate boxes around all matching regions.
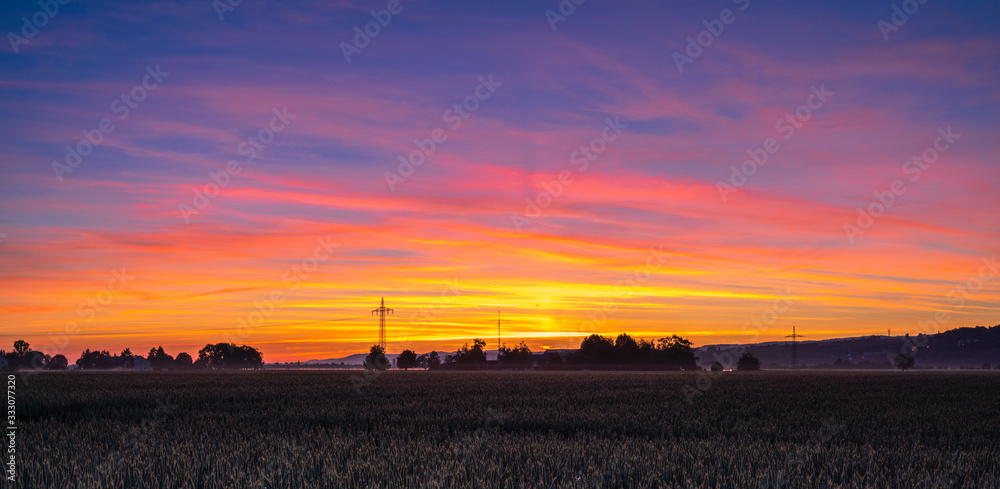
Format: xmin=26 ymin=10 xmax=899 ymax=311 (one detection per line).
xmin=0 ymin=0 xmax=998 ymax=362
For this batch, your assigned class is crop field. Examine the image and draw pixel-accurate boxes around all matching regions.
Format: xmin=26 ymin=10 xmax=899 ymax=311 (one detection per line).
xmin=11 ymin=371 xmax=1000 ymax=488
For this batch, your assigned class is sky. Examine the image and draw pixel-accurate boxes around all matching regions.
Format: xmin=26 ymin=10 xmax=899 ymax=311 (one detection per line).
xmin=0 ymin=0 xmax=998 ymax=362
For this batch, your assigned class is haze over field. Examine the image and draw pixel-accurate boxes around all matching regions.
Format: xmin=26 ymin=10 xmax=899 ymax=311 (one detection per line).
xmin=1 ymin=0 xmax=998 ymax=362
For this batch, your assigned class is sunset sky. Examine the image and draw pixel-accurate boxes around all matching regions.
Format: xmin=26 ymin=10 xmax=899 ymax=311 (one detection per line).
xmin=1 ymin=0 xmax=998 ymax=362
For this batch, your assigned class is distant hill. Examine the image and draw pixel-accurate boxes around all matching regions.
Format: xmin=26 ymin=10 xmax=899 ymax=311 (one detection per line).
xmin=303 ymin=353 xmax=373 ymax=365
xmin=697 ymin=324 xmax=1000 ymax=369
xmin=294 ymin=325 xmax=1000 ymax=369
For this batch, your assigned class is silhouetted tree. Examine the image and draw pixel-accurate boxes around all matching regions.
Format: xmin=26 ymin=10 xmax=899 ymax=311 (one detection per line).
xmin=498 ymin=341 xmax=532 ymax=368
xmin=473 ymin=339 xmax=487 ymax=361
xmin=894 ymin=353 xmax=915 ymax=371
xmin=655 ymin=335 xmax=698 ymax=370
xmin=6 ymin=340 xmax=45 ymax=370
xmin=47 ymin=354 xmax=68 ymax=370
xmin=363 ymin=344 xmax=388 ymax=370
xmin=710 ymin=362 xmax=723 ymax=372
xmin=148 ymin=346 xmax=175 ymax=370
xmin=736 ymin=352 xmax=761 ymax=371
xmin=120 ymin=348 xmax=134 ymax=368
xmin=396 ymin=349 xmax=418 ymax=370
xmin=575 ymin=333 xmax=699 ymax=369
xmin=446 ymin=339 xmax=488 ymax=367
xmin=578 ymin=334 xmax=615 ymax=364
xmin=426 ymin=351 xmax=441 ymax=369
xmin=198 ymin=343 xmax=263 ymax=370
xmin=197 ymin=344 xmax=223 ymax=369
xmin=14 ymin=350 xmax=46 ymax=370
xmin=637 ymin=338 xmax=656 ymax=362
xmin=613 ymin=334 xmax=640 ymax=363
xmin=175 ymin=352 xmax=193 ymax=369
xmin=657 ymin=335 xmax=692 ymax=351
xmin=76 ymin=349 xmax=117 ymax=369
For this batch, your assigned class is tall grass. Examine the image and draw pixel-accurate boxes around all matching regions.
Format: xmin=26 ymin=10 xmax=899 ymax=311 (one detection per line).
xmin=14 ymin=371 xmax=1000 ymax=488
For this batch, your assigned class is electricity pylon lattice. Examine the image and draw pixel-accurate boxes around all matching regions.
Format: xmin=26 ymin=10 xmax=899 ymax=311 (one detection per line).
xmin=786 ymin=325 xmax=805 ymax=370
xmin=497 ymin=310 xmax=501 ymax=351
xmin=372 ymin=297 xmax=393 ymax=350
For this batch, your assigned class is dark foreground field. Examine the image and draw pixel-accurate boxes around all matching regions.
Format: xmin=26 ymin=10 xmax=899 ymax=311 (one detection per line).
xmin=12 ymin=371 xmax=1000 ymax=488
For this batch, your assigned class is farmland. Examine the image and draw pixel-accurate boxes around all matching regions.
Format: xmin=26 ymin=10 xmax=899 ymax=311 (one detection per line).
xmin=13 ymin=371 xmax=1000 ymax=488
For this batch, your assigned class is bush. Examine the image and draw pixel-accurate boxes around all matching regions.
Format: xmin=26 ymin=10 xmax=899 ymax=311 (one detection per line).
xmin=363 ymin=345 xmax=388 ymax=371
xmin=736 ymin=353 xmax=761 ymax=371
xmin=498 ymin=342 xmax=532 ymax=368
xmin=395 ymin=349 xmax=418 ymax=370
xmin=894 ymin=353 xmax=915 ymax=371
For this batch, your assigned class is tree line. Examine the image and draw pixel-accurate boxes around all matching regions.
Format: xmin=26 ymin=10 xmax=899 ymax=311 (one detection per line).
xmin=0 ymin=340 xmax=264 ymax=371
xmin=574 ymin=334 xmax=698 ymax=369
xmin=362 ymin=333 xmax=703 ymax=370
xmin=361 ymin=345 xmax=442 ymax=370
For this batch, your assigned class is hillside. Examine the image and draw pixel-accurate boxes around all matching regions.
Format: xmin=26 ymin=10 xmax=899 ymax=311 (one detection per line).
xmin=697 ymin=325 xmax=1000 ymax=369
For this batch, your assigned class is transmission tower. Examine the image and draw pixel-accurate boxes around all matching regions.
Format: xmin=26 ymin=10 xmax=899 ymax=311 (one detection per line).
xmin=786 ymin=325 xmax=805 ymax=370
xmin=371 ymin=297 xmax=393 ymax=350
xmin=497 ymin=310 xmax=502 ymax=351
xmin=491 ymin=310 xmax=520 ymax=359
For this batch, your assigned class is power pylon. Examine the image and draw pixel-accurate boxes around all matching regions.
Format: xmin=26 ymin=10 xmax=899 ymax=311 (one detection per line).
xmin=786 ymin=325 xmax=805 ymax=370
xmin=372 ymin=297 xmax=393 ymax=350
xmin=490 ymin=311 xmax=520 ymax=357
xmin=496 ymin=310 xmax=501 ymax=351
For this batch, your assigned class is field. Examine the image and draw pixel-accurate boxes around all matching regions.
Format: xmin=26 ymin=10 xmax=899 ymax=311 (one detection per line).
xmin=12 ymin=371 xmax=1000 ymax=488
